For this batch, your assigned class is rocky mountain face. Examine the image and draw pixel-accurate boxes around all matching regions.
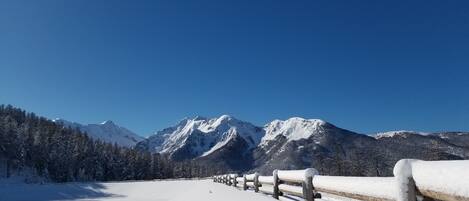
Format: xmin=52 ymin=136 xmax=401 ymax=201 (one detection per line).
xmin=253 ymin=118 xmax=381 ymax=175
xmin=255 ymin=128 xmax=469 ymax=176
xmin=53 ymin=119 xmax=144 ymax=147
xmin=136 ymin=115 xmax=264 ymax=169
xmin=138 ymin=116 xmax=469 ymax=176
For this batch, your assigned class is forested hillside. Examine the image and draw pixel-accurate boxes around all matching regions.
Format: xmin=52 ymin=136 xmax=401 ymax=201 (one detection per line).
xmin=0 ymin=105 xmax=219 ymax=182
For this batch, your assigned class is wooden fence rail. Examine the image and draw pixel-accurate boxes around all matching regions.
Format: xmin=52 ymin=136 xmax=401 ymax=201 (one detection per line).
xmin=212 ymin=159 xmax=469 ymax=201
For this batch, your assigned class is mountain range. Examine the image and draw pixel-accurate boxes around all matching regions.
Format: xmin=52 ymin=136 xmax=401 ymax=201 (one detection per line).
xmin=53 ymin=115 xmax=469 ymax=176
xmin=136 ymin=115 xmax=469 ymax=176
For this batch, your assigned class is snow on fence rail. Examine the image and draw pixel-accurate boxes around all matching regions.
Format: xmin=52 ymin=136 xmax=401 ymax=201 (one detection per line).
xmin=213 ymin=159 xmax=469 ymax=201
xmin=313 ymin=176 xmax=396 ymax=201
xmin=258 ymin=175 xmax=274 ymax=194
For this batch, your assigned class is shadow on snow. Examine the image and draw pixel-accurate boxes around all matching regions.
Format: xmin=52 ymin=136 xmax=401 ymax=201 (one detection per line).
xmin=0 ymin=182 xmax=124 ymax=201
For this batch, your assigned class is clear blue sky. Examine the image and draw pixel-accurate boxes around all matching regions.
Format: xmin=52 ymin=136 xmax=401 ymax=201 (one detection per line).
xmin=1 ymin=0 xmax=468 ymax=136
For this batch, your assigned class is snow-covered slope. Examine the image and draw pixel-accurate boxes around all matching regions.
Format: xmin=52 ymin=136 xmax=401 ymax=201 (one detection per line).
xmin=138 ymin=115 xmax=469 ymax=175
xmin=0 ymin=179 xmax=278 ymax=201
xmin=261 ymin=117 xmax=328 ymax=146
xmin=137 ymin=115 xmax=264 ymax=160
xmin=53 ymin=119 xmax=144 ymax=147
xmin=374 ymin=130 xmax=428 ymax=139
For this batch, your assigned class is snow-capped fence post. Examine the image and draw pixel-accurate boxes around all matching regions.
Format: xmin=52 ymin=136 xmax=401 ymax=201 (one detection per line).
xmin=276 ymin=168 xmax=319 ymax=201
xmin=302 ymin=170 xmax=315 ymax=201
xmin=244 ymin=173 xmax=257 ymax=191
xmin=229 ymin=174 xmax=237 ymax=187
xmin=225 ymin=174 xmax=231 ymax=185
xmin=233 ymin=175 xmax=238 ymax=187
xmin=394 ymin=159 xmax=417 ymax=201
xmin=254 ymin=172 xmax=260 ymax=192
xmin=407 ymin=160 xmax=469 ymax=201
xmin=272 ymin=169 xmax=280 ymax=199
xmin=243 ymin=175 xmax=248 ymax=190
xmin=235 ymin=176 xmax=244 ymax=189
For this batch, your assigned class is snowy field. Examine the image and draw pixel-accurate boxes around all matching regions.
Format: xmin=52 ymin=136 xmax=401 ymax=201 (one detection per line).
xmin=0 ymin=179 xmax=282 ymax=201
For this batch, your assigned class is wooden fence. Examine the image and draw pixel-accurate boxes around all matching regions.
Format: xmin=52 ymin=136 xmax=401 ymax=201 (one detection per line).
xmin=212 ymin=159 xmax=469 ymax=201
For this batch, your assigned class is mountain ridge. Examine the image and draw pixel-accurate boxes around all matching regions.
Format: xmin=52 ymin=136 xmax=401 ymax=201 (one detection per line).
xmin=137 ymin=115 xmax=469 ymax=176
xmin=53 ymin=118 xmax=144 ymax=147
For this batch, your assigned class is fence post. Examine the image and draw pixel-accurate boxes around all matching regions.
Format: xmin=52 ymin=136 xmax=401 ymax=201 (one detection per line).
xmin=254 ymin=172 xmax=260 ymax=192
xmin=394 ymin=159 xmax=417 ymax=201
xmin=233 ymin=175 xmax=237 ymax=187
xmin=273 ymin=169 xmax=279 ymax=199
xmin=243 ymin=175 xmax=247 ymax=190
xmin=302 ymin=168 xmax=318 ymax=201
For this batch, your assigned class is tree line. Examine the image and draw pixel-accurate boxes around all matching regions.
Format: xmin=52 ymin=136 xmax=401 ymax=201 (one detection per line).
xmin=0 ymin=105 xmax=222 ymax=182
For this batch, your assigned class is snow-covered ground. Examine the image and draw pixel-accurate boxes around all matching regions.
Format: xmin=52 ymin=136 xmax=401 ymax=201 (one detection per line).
xmin=0 ymin=179 xmax=279 ymax=201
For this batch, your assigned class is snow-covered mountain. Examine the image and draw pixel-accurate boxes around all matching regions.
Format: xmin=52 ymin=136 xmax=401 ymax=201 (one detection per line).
xmin=253 ymin=117 xmax=380 ymax=174
xmin=373 ymin=130 xmax=428 ymax=139
xmin=137 ymin=115 xmax=264 ymax=162
xmin=260 ymin=118 xmax=328 ymax=146
xmin=138 ymin=115 xmax=469 ymax=175
xmin=53 ymin=119 xmax=144 ymax=147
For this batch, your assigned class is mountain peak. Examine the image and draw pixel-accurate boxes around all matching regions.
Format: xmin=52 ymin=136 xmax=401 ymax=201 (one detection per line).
xmin=140 ymin=114 xmax=264 ymax=159
xmin=218 ymin=114 xmax=232 ymax=120
xmin=261 ymin=117 xmax=329 ymax=145
xmin=192 ymin=116 xmax=208 ymax=121
xmin=54 ymin=118 xmax=143 ymax=147
xmin=374 ymin=130 xmax=428 ymax=139
xmin=285 ymin=117 xmax=326 ymax=124
xmin=100 ymin=120 xmax=115 ymax=125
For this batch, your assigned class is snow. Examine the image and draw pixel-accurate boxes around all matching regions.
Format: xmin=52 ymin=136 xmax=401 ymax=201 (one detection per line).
xmin=0 ymin=179 xmax=278 ymax=201
xmin=144 ymin=116 xmax=334 ymax=159
xmin=261 ymin=117 xmax=327 ymax=146
xmin=406 ymin=160 xmax=469 ymax=199
xmin=259 ymin=184 xmax=274 ymax=194
xmin=246 ymin=181 xmax=255 ymax=187
xmin=201 ymin=128 xmax=237 ymax=157
xmin=52 ymin=119 xmax=144 ymax=147
xmin=278 ymin=184 xmax=303 ymax=196
xmin=245 ymin=173 xmax=257 ymax=181
xmin=393 ymin=159 xmax=419 ymax=201
xmin=313 ymin=176 xmax=396 ymax=200
xmin=258 ymin=176 xmax=274 ymax=184
xmin=147 ymin=115 xmax=264 ymax=158
xmin=374 ymin=130 xmax=428 ymax=139
xmin=277 ymin=168 xmax=318 ymax=183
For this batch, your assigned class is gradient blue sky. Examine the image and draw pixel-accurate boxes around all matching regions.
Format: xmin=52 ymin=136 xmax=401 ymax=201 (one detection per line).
xmin=1 ymin=0 xmax=468 ymax=136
